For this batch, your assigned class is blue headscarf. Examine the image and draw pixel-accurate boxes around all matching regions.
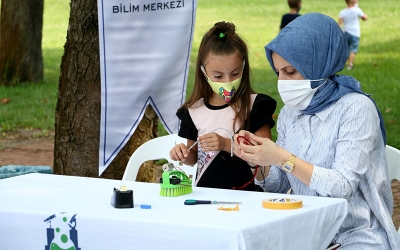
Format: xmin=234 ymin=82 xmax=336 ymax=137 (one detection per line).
xmin=265 ymin=12 xmax=386 ymax=144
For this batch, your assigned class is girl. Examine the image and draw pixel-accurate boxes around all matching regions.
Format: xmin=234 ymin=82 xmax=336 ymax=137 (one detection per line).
xmin=169 ymin=21 xmax=276 ymax=191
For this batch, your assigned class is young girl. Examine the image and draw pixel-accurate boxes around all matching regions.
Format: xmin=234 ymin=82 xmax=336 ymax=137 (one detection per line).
xmin=169 ymin=21 xmax=277 ymax=191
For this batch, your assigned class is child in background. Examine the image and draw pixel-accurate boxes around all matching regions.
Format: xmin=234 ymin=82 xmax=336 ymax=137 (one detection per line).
xmin=339 ymin=0 xmax=367 ymax=70
xmin=280 ymin=0 xmax=301 ymax=30
xmin=169 ymin=21 xmax=277 ymax=191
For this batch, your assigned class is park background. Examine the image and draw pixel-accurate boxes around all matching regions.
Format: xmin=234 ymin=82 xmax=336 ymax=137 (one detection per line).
xmin=0 ymin=0 xmax=399 ymax=148
xmin=0 ymin=0 xmax=399 ymax=230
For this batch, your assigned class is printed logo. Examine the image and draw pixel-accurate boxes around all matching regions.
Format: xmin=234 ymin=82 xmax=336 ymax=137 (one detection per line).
xmin=44 ymin=212 xmax=81 ymax=250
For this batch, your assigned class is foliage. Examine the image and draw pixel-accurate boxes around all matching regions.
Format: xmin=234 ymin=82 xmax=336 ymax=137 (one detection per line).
xmin=0 ymin=0 xmax=399 ymax=148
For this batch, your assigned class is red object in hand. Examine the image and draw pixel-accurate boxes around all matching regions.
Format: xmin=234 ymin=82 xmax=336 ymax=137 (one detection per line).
xmin=237 ymin=135 xmax=254 ymax=146
xmin=233 ymin=135 xmax=258 ymax=190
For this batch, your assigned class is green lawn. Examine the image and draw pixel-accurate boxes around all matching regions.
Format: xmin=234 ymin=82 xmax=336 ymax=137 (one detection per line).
xmin=0 ymin=0 xmax=68 ymax=131
xmin=0 ymin=0 xmax=399 ymax=148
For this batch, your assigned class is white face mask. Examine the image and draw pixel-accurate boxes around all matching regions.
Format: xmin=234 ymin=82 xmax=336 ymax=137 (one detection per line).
xmin=278 ymin=78 xmax=328 ymax=110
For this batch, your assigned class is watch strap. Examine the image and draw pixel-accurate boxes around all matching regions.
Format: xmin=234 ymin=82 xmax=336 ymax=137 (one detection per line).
xmin=282 ymin=154 xmax=296 ymax=173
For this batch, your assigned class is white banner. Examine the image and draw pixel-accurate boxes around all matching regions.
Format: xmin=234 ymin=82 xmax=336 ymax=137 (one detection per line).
xmin=97 ymin=0 xmax=197 ymax=175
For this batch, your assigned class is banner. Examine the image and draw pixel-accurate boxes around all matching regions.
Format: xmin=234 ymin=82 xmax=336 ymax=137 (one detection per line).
xmin=97 ymin=0 xmax=196 ymax=175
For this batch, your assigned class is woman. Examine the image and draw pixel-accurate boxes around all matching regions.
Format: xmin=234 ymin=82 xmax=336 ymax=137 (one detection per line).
xmin=234 ymin=13 xmax=400 ymax=249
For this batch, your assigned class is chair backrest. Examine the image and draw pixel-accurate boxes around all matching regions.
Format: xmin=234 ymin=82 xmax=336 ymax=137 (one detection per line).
xmin=122 ymin=134 xmax=197 ymax=184
xmin=386 ymin=145 xmax=400 ymax=235
xmin=386 ymin=145 xmax=400 ymax=182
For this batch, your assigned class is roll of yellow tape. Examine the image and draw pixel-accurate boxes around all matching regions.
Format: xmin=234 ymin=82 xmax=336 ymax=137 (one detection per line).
xmin=262 ymin=198 xmax=303 ymax=210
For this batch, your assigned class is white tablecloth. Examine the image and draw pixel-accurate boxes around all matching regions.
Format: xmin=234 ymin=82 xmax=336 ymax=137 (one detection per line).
xmin=0 ymin=173 xmax=347 ymax=250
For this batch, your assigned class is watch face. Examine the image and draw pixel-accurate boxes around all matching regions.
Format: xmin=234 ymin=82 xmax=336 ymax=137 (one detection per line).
xmin=283 ymin=163 xmax=293 ymax=172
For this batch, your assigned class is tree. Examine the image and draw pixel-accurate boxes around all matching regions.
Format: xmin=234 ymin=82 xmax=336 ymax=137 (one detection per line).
xmin=0 ymin=0 xmax=44 ymax=85
xmin=53 ymin=0 xmax=158 ymax=182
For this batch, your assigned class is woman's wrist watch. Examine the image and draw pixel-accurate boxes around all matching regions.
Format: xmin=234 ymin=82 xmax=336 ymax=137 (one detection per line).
xmin=282 ymin=154 xmax=296 ymax=173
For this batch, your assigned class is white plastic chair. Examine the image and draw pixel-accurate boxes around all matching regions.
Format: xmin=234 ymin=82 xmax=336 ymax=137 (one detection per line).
xmin=386 ymin=145 xmax=400 ymax=234
xmin=122 ymin=134 xmax=197 ymax=184
xmin=387 ymin=145 xmax=400 ymax=182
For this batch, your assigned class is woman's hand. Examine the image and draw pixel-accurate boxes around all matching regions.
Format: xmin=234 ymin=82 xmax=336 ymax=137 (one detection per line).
xmin=234 ymin=130 xmax=283 ymax=167
xmin=198 ymin=132 xmax=230 ymax=153
xmin=235 ymin=130 xmax=314 ymax=185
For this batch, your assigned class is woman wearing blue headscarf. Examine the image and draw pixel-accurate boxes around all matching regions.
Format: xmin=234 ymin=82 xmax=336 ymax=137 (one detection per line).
xmin=234 ymin=13 xmax=400 ymax=249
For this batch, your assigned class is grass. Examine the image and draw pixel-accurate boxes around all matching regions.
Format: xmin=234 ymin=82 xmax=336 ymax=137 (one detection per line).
xmin=0 ymin=0 xmax=68 ymax=134
xmin=0 ymin=0 xmax=399 ymax=148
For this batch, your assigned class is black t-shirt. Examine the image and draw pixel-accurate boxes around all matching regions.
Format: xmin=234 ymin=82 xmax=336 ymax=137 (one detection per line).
xmin=176 ymin=94 xmax=277 ymax=191
xmin=280 ymin=13 xmax=301 ymax=30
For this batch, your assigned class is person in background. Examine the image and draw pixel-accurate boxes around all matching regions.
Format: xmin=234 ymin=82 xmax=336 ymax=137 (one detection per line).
xmin=279 ymin=0 xmax=301 ymax=30
xmin=338 ymin=0 xmax=367 ymax=70
xmin=234 ymin=13 xmax=400 ymax=249
xmin=169 ymin=21 xmax=276 ymax=191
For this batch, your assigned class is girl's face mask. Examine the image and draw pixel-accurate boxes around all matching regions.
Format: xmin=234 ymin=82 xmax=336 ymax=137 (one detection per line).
xmin=278 ymin=78 xmax=327 ymax=110
xmin=201 ymin=62 xmax=244 ymax=102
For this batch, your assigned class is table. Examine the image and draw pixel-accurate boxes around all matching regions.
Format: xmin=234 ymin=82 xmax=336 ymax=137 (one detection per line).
xmin=0 ymin=173 xmax=347 ymax=250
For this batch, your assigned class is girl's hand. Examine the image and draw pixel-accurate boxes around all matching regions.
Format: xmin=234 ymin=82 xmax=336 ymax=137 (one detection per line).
xmin=198 ymin=132 xmax=227 ymax=152
xmin=169 ymin=143 xmax=190 ymax=162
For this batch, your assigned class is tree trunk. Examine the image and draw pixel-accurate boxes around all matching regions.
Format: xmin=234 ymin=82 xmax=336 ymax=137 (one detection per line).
xmin=0 ymin=0 xmax=43 ymax=85
xmin=101 ymin=106 xmax=159 ymax=182
xmin=53 ymin=0 xmax=158 ymax=181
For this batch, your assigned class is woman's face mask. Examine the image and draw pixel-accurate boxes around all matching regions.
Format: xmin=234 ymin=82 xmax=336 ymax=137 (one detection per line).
xmin=201 ymin=62 xmax=244 ymax=102
xmin=278 ymin=78 xmax=327 ymax=110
